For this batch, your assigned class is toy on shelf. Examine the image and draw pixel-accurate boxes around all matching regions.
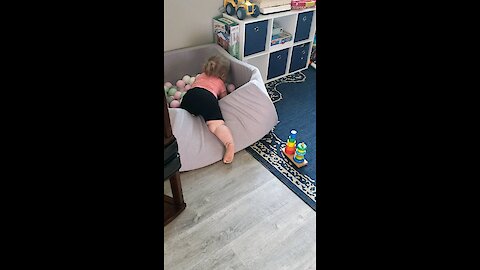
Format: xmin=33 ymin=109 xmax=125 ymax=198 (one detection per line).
xmin=251 ymin=0 xmax=292 ymax=15
xmin=224 ymin=0 xmax=260 ymax=20
xmin=272 ymin=22 xmax=283 ymax=35
xmin=282 ymin=129 xmax=308 ymax=168
xmin=271 ymin=32 xmax=292 ymax=46
xmin=271 ymin=22 xmax=292 ymax=46
xmin=291 ymin=0 xmax=316 ymax=10
xmin=213 ymin=16 xmax=240 ymax=59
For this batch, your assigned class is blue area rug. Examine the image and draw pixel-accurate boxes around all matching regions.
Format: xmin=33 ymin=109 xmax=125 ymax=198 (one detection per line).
xmin=246 ymin=67 xmax=316 ymax=210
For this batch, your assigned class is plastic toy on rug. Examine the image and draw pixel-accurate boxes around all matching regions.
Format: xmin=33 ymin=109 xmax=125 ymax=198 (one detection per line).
xmin=282 ymin=129 xmax=308 ymax=168
xmin=284 ymin=129 xmax=297 ymax=155
xmin=291 ymin=0 xmax=316 ymax=9
xmin=293 ymin=142 xmax=307 ymax=163
xmin=224 ymin=0 xmax=260 ymax=20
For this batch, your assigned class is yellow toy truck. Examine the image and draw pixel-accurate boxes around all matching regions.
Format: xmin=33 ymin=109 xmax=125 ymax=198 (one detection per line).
xmin=224 ymin=0 xmax=260 ymax=20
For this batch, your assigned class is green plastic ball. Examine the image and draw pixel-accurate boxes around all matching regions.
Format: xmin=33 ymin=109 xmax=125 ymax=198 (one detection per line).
xmin=168 ymin=87 xmax=177 ymax=96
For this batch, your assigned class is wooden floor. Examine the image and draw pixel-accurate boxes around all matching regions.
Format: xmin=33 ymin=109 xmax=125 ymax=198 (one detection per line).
xmin=164 ymin=150 xmax=316 ymax=270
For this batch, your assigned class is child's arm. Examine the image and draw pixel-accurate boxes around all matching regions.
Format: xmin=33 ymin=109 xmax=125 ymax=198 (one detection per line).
xmin=218 ymin=82 xmax=227 ymax=99
xmin=218 ymin=90 xmax=227 ymax=99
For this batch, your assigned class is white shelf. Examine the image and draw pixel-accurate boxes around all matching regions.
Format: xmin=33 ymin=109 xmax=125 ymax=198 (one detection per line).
xmin=243 ymin=51 xmax=268 ymax=61
xmin=269 ymin=41 xmax=294 ymax=53
xmin=293 ymin=38 xmax=314 ymax=46
xmin=245 ymin=54 xmax=269 ymax=82
xmin=222 ymin=7 xmax=316 ymax=83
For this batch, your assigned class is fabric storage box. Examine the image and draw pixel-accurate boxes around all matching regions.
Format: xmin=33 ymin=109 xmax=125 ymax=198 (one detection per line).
xmin=267 ymin=48 xmax=289 ymax=79
xmin=294 ymin=11 xmax=314 ymax=42
xmin=289 ymin=42 xmax=310 ymax=72
xmin=244 ymin=20 xmax=268 ymax=56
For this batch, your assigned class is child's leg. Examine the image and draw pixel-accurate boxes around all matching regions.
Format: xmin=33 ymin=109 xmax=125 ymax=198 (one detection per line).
xmin=206 ymin=120 xmax=235 ymax=164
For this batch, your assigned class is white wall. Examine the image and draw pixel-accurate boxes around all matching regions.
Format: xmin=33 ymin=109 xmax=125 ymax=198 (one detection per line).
xmin=164 ymin=0 xmax=223 ymax=52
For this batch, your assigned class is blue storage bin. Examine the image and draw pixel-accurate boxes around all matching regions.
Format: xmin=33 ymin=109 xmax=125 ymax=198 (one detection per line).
xmin=267 ymin=48 xmax=289 ymax=80
xmin=289 ymin=43 xmax=310 ymax=73
xmin=294 ymin=11 xmax=313 ymax=42
xmin=244 ymin=20 xmax=268 ymax=57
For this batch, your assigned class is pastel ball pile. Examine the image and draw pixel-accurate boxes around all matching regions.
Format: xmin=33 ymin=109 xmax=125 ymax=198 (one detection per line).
xmin=164 ymin=74 xmax=197 ymax=108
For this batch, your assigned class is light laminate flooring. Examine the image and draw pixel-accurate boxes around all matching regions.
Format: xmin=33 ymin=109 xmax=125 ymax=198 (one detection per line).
xmin=164 ymin=150 xmax=316 ymax=270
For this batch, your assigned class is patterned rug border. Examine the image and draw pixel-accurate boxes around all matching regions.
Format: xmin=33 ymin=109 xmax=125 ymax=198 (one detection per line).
xmin=246 ymin=139 xmax=316 ymax=211
xmin=246 ymin=70 xmax=316 ymax=211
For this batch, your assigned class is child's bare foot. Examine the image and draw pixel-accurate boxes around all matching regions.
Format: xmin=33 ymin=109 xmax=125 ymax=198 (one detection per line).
xmin=223 ymin=142 xmax=235 ymax=164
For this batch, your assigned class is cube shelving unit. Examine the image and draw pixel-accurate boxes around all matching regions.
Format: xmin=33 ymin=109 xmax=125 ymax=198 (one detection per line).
xmin=223 ymin=7 xmax=316 ymax=82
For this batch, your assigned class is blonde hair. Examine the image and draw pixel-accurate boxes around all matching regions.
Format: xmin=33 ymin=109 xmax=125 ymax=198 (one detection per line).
xmin=203 ymin=55 xmax=230 ymax=82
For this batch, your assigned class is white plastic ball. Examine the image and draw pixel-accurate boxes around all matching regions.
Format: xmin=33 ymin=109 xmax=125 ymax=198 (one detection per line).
xmin=182 ymin=75 xmax=191 ymax=84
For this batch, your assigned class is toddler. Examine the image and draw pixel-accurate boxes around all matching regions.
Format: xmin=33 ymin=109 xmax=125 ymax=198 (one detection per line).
xmin=180 ymin=55 xmax=235 ymax=164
